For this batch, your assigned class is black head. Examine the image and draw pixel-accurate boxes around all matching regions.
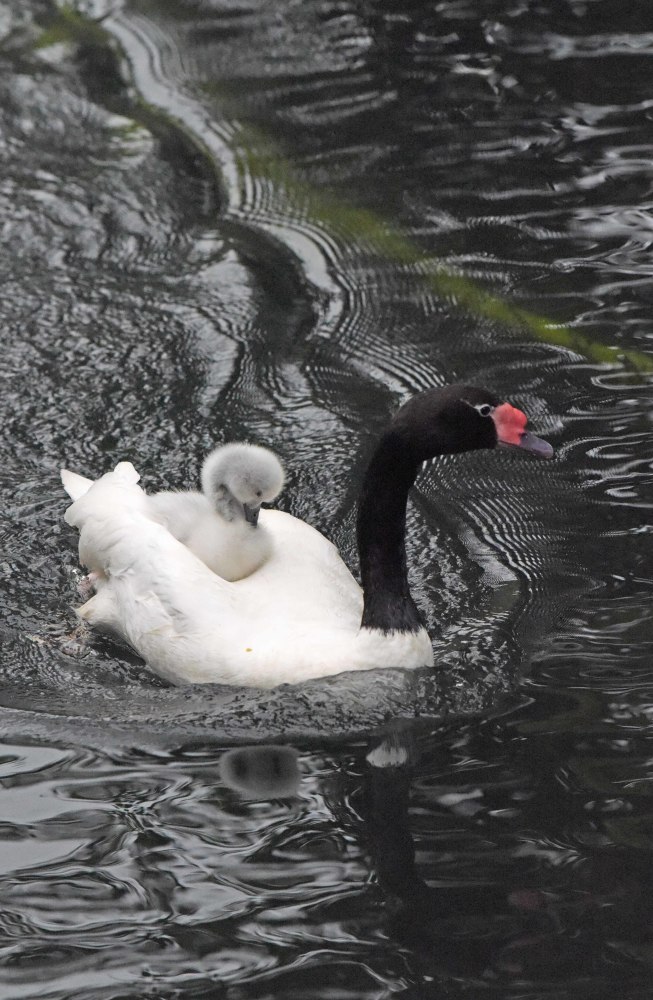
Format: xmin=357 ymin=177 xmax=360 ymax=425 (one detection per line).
xmin=390 ymin=384 xmax=503 ymax=462
xmin=389 ymin=384 xmax=553 ymax=462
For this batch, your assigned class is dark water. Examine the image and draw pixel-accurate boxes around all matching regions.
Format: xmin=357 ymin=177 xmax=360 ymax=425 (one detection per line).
xmin=1 ymin=0 xmax=653 ymax=995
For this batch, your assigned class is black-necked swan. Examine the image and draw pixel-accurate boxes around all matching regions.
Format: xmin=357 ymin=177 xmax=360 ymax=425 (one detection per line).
xmin=62 ymin=443 xmax=285 ymax=584
xmin=148 ymin=443 xmax=284 ymax=581
xmin=61 ymin=385 xmax=552 ymax=687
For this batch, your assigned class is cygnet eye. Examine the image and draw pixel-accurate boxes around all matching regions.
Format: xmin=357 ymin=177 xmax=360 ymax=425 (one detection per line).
xmin=256 ymin=490 xmax=262 ymax=498
xmin=475 ymin=403 xmax=493 ymax=417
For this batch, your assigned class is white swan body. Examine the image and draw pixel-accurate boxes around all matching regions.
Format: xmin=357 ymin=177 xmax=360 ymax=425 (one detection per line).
xmin=61 ymin=385 xmax=552 ymax=687
xmin=148 ymin=443 xmax=285 ymax=581
xmin=63 ymin=463 xmax=432 ymax=685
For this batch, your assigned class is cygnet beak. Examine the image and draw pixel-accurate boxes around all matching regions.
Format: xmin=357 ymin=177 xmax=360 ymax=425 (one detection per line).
xmin=243 ymin=502 xmax=261 ymax=526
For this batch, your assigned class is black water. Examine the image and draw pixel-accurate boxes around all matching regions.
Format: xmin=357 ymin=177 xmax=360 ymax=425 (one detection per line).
xmin=1 ymin=0 xmax=652 ymax=996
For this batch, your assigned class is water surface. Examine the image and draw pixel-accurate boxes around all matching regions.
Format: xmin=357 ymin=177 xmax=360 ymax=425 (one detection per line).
xmin=1 ymin=0 xmax=652 ymax=995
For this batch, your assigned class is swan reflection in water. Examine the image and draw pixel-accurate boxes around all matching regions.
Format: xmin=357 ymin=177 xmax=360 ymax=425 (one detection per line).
xmin=223 ymin=725 xmax=653 ymax=987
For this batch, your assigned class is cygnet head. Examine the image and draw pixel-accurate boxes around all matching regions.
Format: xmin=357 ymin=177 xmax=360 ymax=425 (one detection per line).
xmin=201 ymin=443 xmax=285 ymax=526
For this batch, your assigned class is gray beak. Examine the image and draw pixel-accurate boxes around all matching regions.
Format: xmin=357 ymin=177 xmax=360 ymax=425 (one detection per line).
xmin=243 ymin=502 xmax=261 ymax=526
xmin=506 ymin=430 xmax=554 ymax=459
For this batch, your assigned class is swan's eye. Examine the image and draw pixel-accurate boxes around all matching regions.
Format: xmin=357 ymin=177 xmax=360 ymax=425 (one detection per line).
xmin=475 ymin=403 xmax=493 ymax=417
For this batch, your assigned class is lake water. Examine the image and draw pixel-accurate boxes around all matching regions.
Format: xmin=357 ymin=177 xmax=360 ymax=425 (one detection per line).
xmin=1 ymin=0 xmax=653 ymax=996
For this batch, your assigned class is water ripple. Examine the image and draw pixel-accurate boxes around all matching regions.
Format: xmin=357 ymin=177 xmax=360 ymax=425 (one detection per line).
xmin=2 ymin=1 xmax=653 ymax=992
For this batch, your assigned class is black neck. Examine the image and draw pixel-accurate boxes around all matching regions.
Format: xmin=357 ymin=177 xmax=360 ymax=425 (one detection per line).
xmin=356 ymin=431 xmax=423 ymax=633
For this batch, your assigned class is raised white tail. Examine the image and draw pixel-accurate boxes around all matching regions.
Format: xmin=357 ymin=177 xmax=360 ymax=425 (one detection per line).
xmin=61 ymin=462 xmax=140 ymax=503
xmin=61 ymin=469 xmax=93 ymax=501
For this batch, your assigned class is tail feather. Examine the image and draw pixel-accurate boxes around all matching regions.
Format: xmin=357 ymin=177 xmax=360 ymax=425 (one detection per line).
xmin=113 ymin=461 xmax=140 ymax=485
xmin=61 ymin=469 xmax=93 ymax=501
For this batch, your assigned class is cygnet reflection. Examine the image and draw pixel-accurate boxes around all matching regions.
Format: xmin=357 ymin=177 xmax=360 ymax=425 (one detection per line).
xmin=219 ymin=745 xmax=301 ymax=799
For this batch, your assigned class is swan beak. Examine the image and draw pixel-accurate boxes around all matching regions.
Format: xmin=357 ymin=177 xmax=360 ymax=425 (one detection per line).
xmin=243 ymin=502 xmax=261 ymax=526
xmin=492 ymin=403 xmax=554 ymax=459
xmin=508 ymin=431 xmax=554 ymax=459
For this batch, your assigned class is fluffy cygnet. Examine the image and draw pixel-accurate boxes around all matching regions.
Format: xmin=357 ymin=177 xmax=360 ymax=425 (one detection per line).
xmin=149 ymin=443 xmax=284 ymax=581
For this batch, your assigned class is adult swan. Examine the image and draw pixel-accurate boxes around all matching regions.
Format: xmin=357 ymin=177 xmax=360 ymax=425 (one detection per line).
xmin=62 ymin=385 xmax=553 ymax=686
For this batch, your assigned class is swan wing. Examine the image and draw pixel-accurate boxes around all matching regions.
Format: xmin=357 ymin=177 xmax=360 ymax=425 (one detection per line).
xmin=249 ymin=509 xmax=363 ymax=629
xmin=148 ymin=491 xmax=209 ymax=540
xmin=65 ymin=462 xmax=248 ymax=682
